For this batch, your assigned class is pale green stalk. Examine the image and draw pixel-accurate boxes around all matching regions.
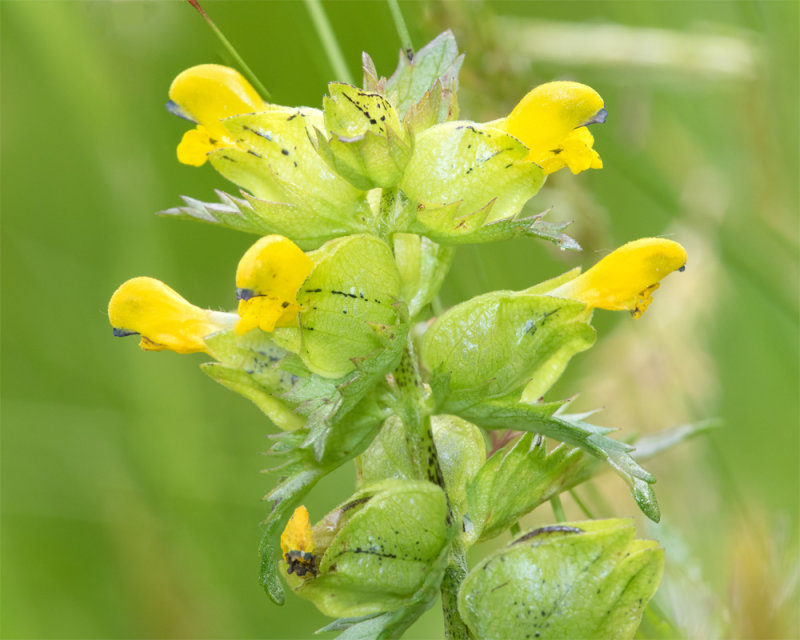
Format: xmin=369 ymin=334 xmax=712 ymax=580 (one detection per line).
xmin=386 ymin=0 xmax=414 ymax=55
xmin=185 ymin=0 xmax=271 ymax=99
xmin=303 ymin=0 xmax=354 ymax=84
xmin=551 ymin=494 xmax=567 ymax=522
xmin=569 ymin=489 xmax=596 ymax=519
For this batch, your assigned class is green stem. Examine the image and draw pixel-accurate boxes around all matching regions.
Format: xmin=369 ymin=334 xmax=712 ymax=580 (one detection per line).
xmin=550 ymin=494 xmax=566 ymax=522
xmin=386 ymin=0 xmax=414 ymax=56
xmin=185 ymin=0 xmax=272 ymax=99
xmin=441 ymin=540 xmax=470 ymax=640
xmin=302 ymin=0 xmax=354 ymax=84
xmin=393 ymin=342 xmax=443 ymax=487
xmin=569 ymin=489 xmax=596 ymax=519
xmin=392 ymin=339 xmax=469 ymax=639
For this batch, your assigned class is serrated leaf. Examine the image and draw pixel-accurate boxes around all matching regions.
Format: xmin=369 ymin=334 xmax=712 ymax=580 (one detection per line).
xmin=400 ymin=122 xmax=545 ymax=232
xmin=259 ymin=463 xmax=329 ymax=604
xmin=465 ymin=434 xmax=585 ymax=544
xmin=159 ymin=189 xmax=366 ymax=250
xmin=458 ymin=519 xmax=663 ymax=640
xmin=631 ymin=419 xmax=721 ymax=460
xmin=361 ymin=52 xmax=381 ymax=92
xmin=386 ymin=30 xmax=463 ymax=119
xmin=459 ymin=400 xmax=661 ymax=522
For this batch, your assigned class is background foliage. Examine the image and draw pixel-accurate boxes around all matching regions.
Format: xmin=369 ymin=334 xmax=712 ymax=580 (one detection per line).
xmin=2 ymin=1 xmax=797 ymax=638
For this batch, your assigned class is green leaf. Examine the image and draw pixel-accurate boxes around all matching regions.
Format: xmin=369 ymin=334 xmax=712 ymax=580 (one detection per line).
xmin=258 ymin=455 xmax=329 ymax=604
xmin=421 ymin=291 xmax=595 ymax=410
xmin=465 ymin=434 xmax=585 ymax=544
xmin=400 ymin=122 xmax=545 ymax=232
xmin=386 ymin=30 xmax=463 ymax=119
xmin=201 ymin=363 xmax=305 ymax=431
xmin=159 ymin=189 xmax=367 ymax=251
xmin=458 ymin=519 xmax=663 ymax=640
xmin=316 ymin=83 xmax=412 ymax=190
xmin=630 ymin=419 xmax=722 ymax=460
xmin=294 ymin=479 xmax=451 ymax=618
xmin=459 ymin=400 xmax=661 ymax=522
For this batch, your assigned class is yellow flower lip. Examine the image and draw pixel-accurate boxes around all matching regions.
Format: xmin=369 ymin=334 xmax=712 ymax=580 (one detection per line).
xmin=108 ymin=276 xmax=234 ymax=354
xmin=549 ymin=238 xmax=687 ymax=318
xmin=235 ymin=235 xmax=315 ymax=335
xmin=499 ymin=80 xmax=606 ymax=175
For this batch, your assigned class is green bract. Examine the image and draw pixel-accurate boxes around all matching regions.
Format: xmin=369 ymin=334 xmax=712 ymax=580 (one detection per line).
xmin=293 ymin=479 xmax=451 ymax=617
xmin=421 ymin=289 xmax=595 ymax=410
xmin=357 ymin=415 xmax=486 ymax=511
xmin=314 ymin=83 xmax=412 ymax=190
xmin=458 ymin=519 xmax=663 ymax=640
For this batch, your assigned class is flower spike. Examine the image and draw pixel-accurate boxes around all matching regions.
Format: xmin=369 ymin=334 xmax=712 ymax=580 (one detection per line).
xmin=108 ymin=277 xmax=235 ymax=354
xmin=168 ymin=64 xmax=268 ymax=166
xmin=235 ymin=235 xmax=314 ymax=335
xmin=549 ymin=238 xmax=687 ymax=318
xmin=499 ymin=81 xmax=605 ymax=175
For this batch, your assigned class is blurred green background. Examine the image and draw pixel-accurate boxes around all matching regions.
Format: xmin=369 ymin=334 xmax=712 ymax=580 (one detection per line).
xmin=2 ymin=1 xmax=797 ymax=638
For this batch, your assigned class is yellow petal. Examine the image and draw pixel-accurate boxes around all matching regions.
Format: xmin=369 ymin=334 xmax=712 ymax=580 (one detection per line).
xmin=169 ymin=64 xmax=266 ymax=126
xmin=235 ymin=235 xmax=314 ymax=335
xmin=169 ymin=64 xmax=267 ymax=166
xmin=280 ymin=505 xmax=315 ymax=557
xmin=280 ymin=505 xmax=317 ymax=578
xmin=499 ymin=81 xmax=605 ymax=174
xmin=550 ymin=238 xmax=687 ymax=318
xmin=176 ymin=126 xmax=216 ymax=167
xmin=108 ymin=277 xmax=227 ymax=354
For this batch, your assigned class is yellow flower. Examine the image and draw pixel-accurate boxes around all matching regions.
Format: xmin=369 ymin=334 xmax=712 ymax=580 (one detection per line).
xmin=549 ymin=238 xmax=687 ymax=318
xmin=235 ymin=235 xmax=314 ymax=335
xmin=168 ymin=64 xmax=268 ymax=166
xmin=108 ymin=277 xmax=236 ymax=354
xmin=280 ymin=505 xmax=316 ymax=578
xmin=498 ymin=81 xmax=606 ymax=175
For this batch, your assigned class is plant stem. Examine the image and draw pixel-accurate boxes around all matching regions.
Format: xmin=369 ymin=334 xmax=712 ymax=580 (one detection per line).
xmin=392 ymin=339 xmax=469 ymax=639
xmin=386 ymin=0 xmax=414 ymax=56
xmin=393 ymin=341 xmax=444 ymax=487
xmin=185 ymin=0 xmax=272 ymax=99
xmin=551 ymin=494 xmax=566 ymax=522
xmin=569 ymin=489 xmax=596 ymax=519
xmin=441 ymin=540 xmax=470 ymax=640
xmin=302 ymin=0 xmax=354 ymax=84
